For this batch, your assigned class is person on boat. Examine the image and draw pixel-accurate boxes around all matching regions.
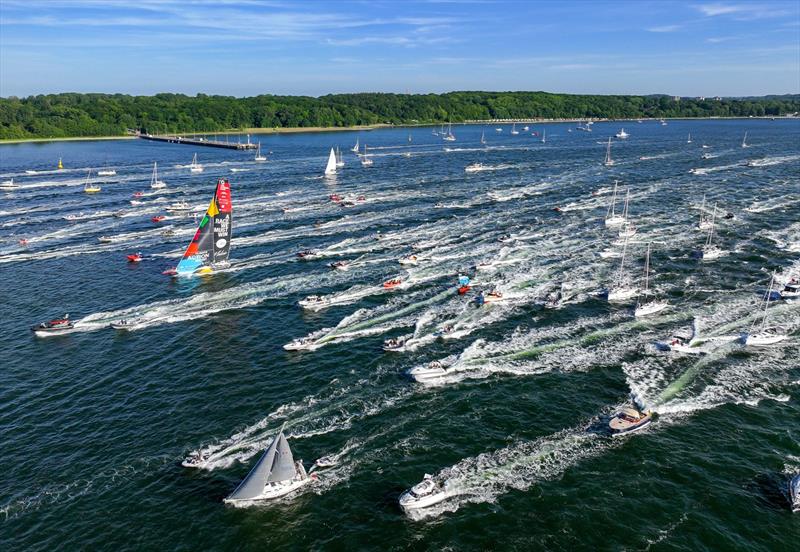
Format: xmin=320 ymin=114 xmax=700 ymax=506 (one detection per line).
xmin=475 ymin=291 xmax=485 ymax=306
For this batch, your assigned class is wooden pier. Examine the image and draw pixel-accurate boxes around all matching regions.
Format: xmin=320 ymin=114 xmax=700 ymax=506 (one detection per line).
xmin=137 ymin=133 xmax=258 ymax=150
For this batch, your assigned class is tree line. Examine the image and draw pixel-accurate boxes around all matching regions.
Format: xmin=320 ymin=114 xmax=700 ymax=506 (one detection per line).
xmin=1 ymin=91 xmax=798 ymax=140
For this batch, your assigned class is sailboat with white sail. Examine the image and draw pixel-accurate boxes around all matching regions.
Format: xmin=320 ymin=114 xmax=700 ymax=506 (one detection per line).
xmin=480 ymin=130 xmax=486 ymax=145
xmin=442 ymin=123 xmax=456 ymax=142
xmin=541 ymin=129 xmax=546 ymax=143
xmin=607 ymin=237 xmax=638 ymax=302
xmin=618 ymin=189 xmax=637 ymax=238
xmin=336 ymin=146 xmax=345 ymax=168
xmin=164 ymin=178 xmax=232 ymax=276
xmin=700 ymin=203 xmax=725 ymax=260
xmin=687 ymin=133 xmax=693 ymax=144
xmin=352 ymin=138 xmax=359 ymax=153
xmin=361 ymin=144 xmax=373 ymax=166
xmin=510 ymin=122 xmax=519 ymax=135
xmin=605 ymin=180 xmax=625 ymax=227
xmin=324 ymin=147 xmax=337 ymax=175
xmin=741 ymin=132 xmax=749 ymax=148
xmin=150 ymin=161 xmax=166 ymax=189
xmin=189 ymin=153 xmax=203 ymax=173
xmin=254 ymin=142 xmax=267 ymax=162
xmin=603 ymin=137 xmax=615 ymax=166
xmin=635 ymin=243 xmax=668 ymax=316
xmin=698 ymin=194 xmax=713 ymax=230
xmin=223 ymin=424 xmax=312 ymax=505
xmin=615 ymin=128 xmax=629 ymax=139
xmin=744 ymin=272 xmax=787 ymax=346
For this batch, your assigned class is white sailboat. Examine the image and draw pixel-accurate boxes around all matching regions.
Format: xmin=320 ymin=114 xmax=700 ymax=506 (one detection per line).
xmin=607 ymin=237 xmax=638 ymax=302
xmin=700 ymin=204 xmax=725 ymax=260
xmin=443 ymin=123 xmax=456 ymax=142
xmin=223 ymin=424 xmax=312 ymax=505
xmin=189 ymin=153 xmax=203 ymax=173
xmin=361 ymin=144 xmax=373 ymax=166
xmin=741 ymin=131 xmax=749 ymax=148
xmin=254 ymin=142 xmax=267 ymax=162
xmin=744 ymin=272 xmax=787 ymax=346
xmin=150 ymin=161 xmax=166 ymax=189
xmin=615 ymin=128 xmax=629 ymax=139
xmin=605 ymin=180 xmax=625 ymax=227
xmin=698 ymin=194 xmax=713 ymax=230
xmin=687 ymin=133 xmax=693 ymax=144
xmin=618 ymin=189 xmax=637 ymax=238
xmin=352 ymin=138 xmax=359 ymax=153
xmin=635 ymin=243 xmax=668 ymax=316
xmin=541 ymin=129 xmax=546 ymax=143
xmin=603 ymin=137 xmax=615 ymax=166
xmin=324 ymin=147 xmax=337 ymax=175
xmin=480 ymin=130 xmax=486 ymax=145
xmin=510 ymin=122 xmax=519 ymax=135
xmin=335 ymin=146 xmax=345 ymax=168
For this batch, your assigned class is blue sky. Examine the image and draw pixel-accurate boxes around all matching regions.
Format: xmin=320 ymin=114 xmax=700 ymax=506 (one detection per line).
xmin=1 ymin=0 xmax=798 ymax=97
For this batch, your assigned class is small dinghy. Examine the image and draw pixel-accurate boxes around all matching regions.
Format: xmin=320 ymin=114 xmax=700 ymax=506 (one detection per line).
xmin=399 ymin=255 xmax=419 ymax=266
xmin=383 ymin=336 xmax=409 ymax=352
xmin=329 ymin=260 xmax=349 ymax=271
xmin=223 ymin=424 xmax=313 ymax=506
xmin=608 ymin=406 xmax=652 ymax=436
xmin=399 ymin=474 xmax=449 ymax=511
xmin=790 ymin=474 xmax=800 ymax=513
xmin=151 ymin=215 xmax=166 ymax=223
xmin=31 ymin=314 xmax=73 ymax=336
xmin=127 ymin=253 xmax=143 ymax=263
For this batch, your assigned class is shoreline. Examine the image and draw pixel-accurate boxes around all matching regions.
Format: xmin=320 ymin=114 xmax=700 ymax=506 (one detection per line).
xmin=1 ymin=116 xmax=794 ymax=145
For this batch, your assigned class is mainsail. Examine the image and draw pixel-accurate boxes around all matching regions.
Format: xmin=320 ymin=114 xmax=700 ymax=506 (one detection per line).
xmin=227 ymin=426 xmax=296 ymax=501
xmin=324 ymin=147 xmax=337 ymax=175
xmin=175 ymin=178 xmax=232 ymax=275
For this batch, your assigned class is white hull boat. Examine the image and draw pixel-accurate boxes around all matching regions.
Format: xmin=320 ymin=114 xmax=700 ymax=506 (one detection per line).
xmin=790 ymin=474 xmax=800 ymax=512
xmin=635 ymin=300 xmax=668 ymax=317
xmin=408 ymin=362 xmax=448 ymax=383
xmin=608 ymin=286 xmax=639 ymax=302
xmin=399 ymin=475 xmax=449 ymax=511
xmin=744 ymin=333 xmax=787 ymax=346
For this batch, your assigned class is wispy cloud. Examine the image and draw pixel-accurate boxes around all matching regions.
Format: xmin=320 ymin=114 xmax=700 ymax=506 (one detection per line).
xmin=694 ymin=3 xmax=791 ymax=19
xmin=647 ymin=24 xmax=682 ymax=33
xmin=706 ymin=36 xmax=739 ymax=43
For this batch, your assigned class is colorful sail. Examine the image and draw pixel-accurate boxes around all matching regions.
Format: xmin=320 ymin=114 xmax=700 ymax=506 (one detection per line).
xmin=176 ymin=178 xmax=232 ymax=275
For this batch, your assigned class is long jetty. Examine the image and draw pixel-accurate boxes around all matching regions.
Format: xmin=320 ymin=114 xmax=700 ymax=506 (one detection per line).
xmin=136 ymin=133 xmax=258 ymax=150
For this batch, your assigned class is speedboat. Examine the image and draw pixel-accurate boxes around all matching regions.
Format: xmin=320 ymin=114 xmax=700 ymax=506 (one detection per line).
xmin=31 ymin=314 xmax=73 ymax=336
xmin=383 ymin=337 xmax=407 ymax=352
xmin=399 ymin=255 xmax=419 ymax=266
xmin=790 ymin=474 xmax=800 ymax=513
xmin=657 ymin=336 xmax=704 ymax=354
xmin=543 ymin=290 xmax=563 ymax=309
xmin=464 ymin=163 xmax=486 ymax=173
xmin=780 ymin=280 xmax=800 ymax=298
xmin=383 ymin=278 xmax=403 ymax=289
xmin=223 ymin=425 xmax=314 ymax=506
xmin=97 ymin=169 xmax=116 ymax=176
xmin=151 ymin=215 xmax=166 ymax=223
xmin=608 ymin=407 xmax=652 ymax=436
xmin=296 ymin=250 xmax=320 ymax=260
xmin=127 ymin=253 xmax=143 ymax=263
xmin=482 ymin=290 xmax=504 ymax=303
xmin=166 ymin=201 xmax=191 ymax=213
xmin=329 ymin=193 xmax=342 ymax=202
xmin=110 ymin=319 xmax=133 ymax=330
xmin=457 ymin=285 xmax=471 ymax=295
xmin=64 ymin=213 xmax=87 ymax=222
xmin=298 ymin=295 xmax=329 ymax=309
xmin=329 ymin=260 xmax=349 ymax=271
xmin=283 ymin=337 xmax=318 ymax=351
xmin=161 ymin=228 xmax=176 ymax=237
xmin=113 ymin=210 xmax=125 ymax=218
xmin=701 ymin=153 xmax=712 ymax=160
xmin=399 ymin=474 xmax=449 ymax=511
xmin=97 ymin=236 xmax=113 ymax=243
xmin=313 ymin=455 xmax=338 ymax=469
xmin=408 ymin=361 xmax=448 ymax=383
xmin=0 ymin=178 xmax=19 ymax=190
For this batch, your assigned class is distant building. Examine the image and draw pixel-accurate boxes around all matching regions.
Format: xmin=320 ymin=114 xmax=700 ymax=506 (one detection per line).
xmin=696 ymin=96 xmax=705 ymax=101
xmin=713 ymin=96 xmax=722 ymax=101
xmin=673 ymin=96 xmax=681 ymax=101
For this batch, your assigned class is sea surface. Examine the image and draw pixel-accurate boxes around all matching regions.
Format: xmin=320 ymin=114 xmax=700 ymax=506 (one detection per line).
xmin=1 ymin=120 xmax=798 ymax=551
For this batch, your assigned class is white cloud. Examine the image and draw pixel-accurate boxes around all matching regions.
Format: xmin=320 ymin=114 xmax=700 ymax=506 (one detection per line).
xmin=647 ymin=25 xmax=682 ymax=32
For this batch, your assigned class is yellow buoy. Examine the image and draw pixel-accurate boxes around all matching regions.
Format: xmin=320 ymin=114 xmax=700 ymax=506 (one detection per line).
xmin=57 ymin=157 xmax=63 ymax=170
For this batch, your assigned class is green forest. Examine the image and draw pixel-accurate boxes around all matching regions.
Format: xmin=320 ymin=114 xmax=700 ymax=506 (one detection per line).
xmin=1 ymin=91 xmax=798 ymax=140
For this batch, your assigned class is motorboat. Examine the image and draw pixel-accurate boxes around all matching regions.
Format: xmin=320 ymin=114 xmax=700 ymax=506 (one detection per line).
xmin=161 ymin=228 xmax=176 ymax=237
xmin=790 ymin=474 xmax=800 ymax=513
xmin=127 ymin=253 xmax=143 ymax=263
xmin=383 ymin=278 xmax=403 ymax=289
xmin=97 ymin=169 xmax=116 ymax=176
xmin=113 ymin=210 xmax=125 ymax=218
xmin=329 ymin=260 xmax=349 ymax=271
xmin=64 ymin=213 xmax=88 ymax=222
xmin=283 ymin=337 xmax=318 ymax=351
xmin=110 ymin=319 xmax=133 ymax=330
xmin=399 ymin=474 xmax=449 ymax=511
xmin=615 ymin=128 xmax=629 ymax=139
xmin=383 ymin=337 xmax=408 ymax=352
xmin=313 ymin=455 xmax=338 ymax=469
xmin=465 ymin=163 xmax=486 ymax=173
xmin=543 ymin=290 xmax=563 ymax=309
xmin=481 ymin=290 xmax=504 ymax=303
xmin=701 ymin=153 xmax=713 ymax=159
xmin=151 ymin=215 xmax=166 ymax=223
xmin=780 ymin=281 xmax=800 ymax=298
xmin=609 ymin=407 xmax=652 ymax=436
xmin=297 ymin=250 xmax=320 ymax=260
xmin=408 ymin=361 xmax=448 ymax=383
xmin=31 ymin=314 xmax=73 ymax=336
xmin=457 ymin=285 xmax=471 ymax=295
xmin=97 ymin=236 xmax=113 ymax=243
xmin=223 ymin=424 xmax=314 ymax=505
xmin=0 ymin=178 xmax=19 ymax=190
xmin=298 ymin=295 xmax=329 ymax=309
xmin=399 ymin=255 xmax=419 ymax=266
xmin=166 ymin=201 xmax=191 ymax=213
